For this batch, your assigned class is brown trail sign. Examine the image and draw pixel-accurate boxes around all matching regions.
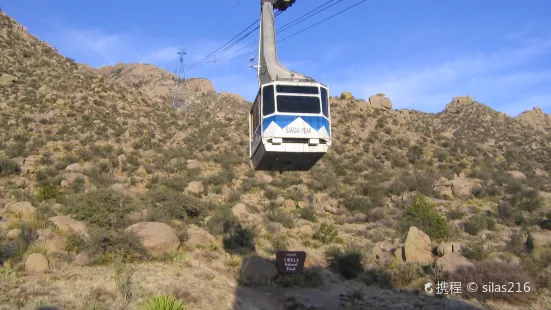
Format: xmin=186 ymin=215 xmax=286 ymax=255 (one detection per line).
xmin=276 ymin=251 xmax=306 ymax=274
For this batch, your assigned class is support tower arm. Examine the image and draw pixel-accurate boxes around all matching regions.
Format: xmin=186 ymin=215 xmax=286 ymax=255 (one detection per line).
xmin=258 ymin=0 xmax=315 ymax=86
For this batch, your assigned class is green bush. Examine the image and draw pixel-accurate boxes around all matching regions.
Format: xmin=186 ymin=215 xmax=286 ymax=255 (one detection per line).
xmin=4 ymin=141 xmax=27 ymax=158
xmin=265 ymin=206 xmax=295 ymax=229
xmin=269 ymin=234 xmax=288 ymax=253
xmin=326 ymin=246 xmax=364 ymax=279
xmin=65 ymin=232 xmax=88 ymax=253
xmin=314 ymin=222 xmax=338 ymax=244
xmin=207 ymin=207 xmax=256 ymax=253
xmin=141 ymin=295 xmax=188 ymax=310
xmin=464 ymin=214 xmax=495 ymax=236
xmin=36 ymin=183 xmax=62 ymax=202
xmin=142 ymin=188 xmax=209 ymax=224
xmin=497 ymin=201 xmax=514 ymax=222
xmin=463 ymin=240 xmax=492 ymax=261
xmin=207 ymin=207 xmax=239 ymax=236
xmin=0 ymin=159 xmax=20 ymax=176
xmin=401 ymin=194 xmax=450 ymax=241
xmin=514 ymin=189 xmax=543 ymax=213
xmin=222 ymin=223 xmax=256 ymax=253
xmin=540 ymin=219 xmax=551 ymax=231
xmin=86 ymin=228 xmax=148 ymax=263
xmin=63 ymin=189 xmax=136 ymax=229
xmin=299 ymin=206 xmax=317 ymax=222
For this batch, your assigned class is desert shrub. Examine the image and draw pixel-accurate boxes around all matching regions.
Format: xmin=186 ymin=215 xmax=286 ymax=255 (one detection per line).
xmin=4 ymin=141 xmax=27 ymax=158
xmin=448 ymin=260 xmax=535 ymax=304
xmin=114 ymin=259 xmax=135 ymax=302
xmin=36 ymin=183 xmax=62 ymax=202
xmin=401 ymin=194 xmax=450 ymax=241
xmin=463 ymin=240 xmax=493 ymax=261
xmin=0 ymin=223 xmax=38 ymax=263
xmin=63 ymin=189 xmax=135 ymax=229
xmin=388 ymin=180 xmax=407 ymax=196
xmin=342 ymin=195 xmax=371 ymax=213
xmin=314 ymin=222 xmax=338 ymax=244
xmin=222 ymin=223 xmax=256 ymax=253
xmin=207 ymin=169 xmax=235 ymax=186
xmin=0 ymin=159 xmax=20 ymax=176
xmin=273 ymin=267 xmax=324 ymax=288
xmin=387 ymin=262 xmax=425 ymax=288
xmin=269 ymin=234 xmax=288 ymax=253
xmin=406 ymin=145 xmax=424 ymax=164
xmin=327 ymin=246 xmax=365 ymax=279
xmin=299 ymin=206 xmax=317 ymax=222
xmin=514 ymin=214 xmax=526 ymax=226
xmin=86 ymin=228 xmax=148 ymax=263
xmin=540 ymin=219 xmax=551 ymax=231
xmin=227 ymin=189 xmax=242 ymax=203
xmin=142 ymin=188 xmax=209 ymax=224
xmin=265 ymin=206 xmax=295 ymax=229
xmin=141 ymin=295 xmax=188 ymax=310
xmin=497 ymin=201 xmax=514 ymax=222
xmin=35 ymin=167 xmax=57 ymax=184
xmin=525 ymin=233 xmax=535 ymax=253
xmin=65 ymin=232 xmax=88 ymax=253
xmin=207 ymin=207 xmax=239 ymax=236
xmin=446 ymin=208 xmax=465 ymax=220
xmin=508 ymin=232 xmax=525 ymax=254
xmin=207 ymin=207 xmax=256 ymax=253
xmin=402 ymin=171 xmax=436 ymax=196
xmin=513 ymin=189 xmax=543 ymax=213
xmin=464 ymin=214 xmax=496 ymax=236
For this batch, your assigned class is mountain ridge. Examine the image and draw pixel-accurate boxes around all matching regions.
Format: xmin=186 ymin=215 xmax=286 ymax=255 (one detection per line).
xmin=1 ymin=11 xmax=551 ymax=310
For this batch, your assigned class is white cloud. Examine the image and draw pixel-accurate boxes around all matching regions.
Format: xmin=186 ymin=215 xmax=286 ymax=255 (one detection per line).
xmin=325 ymin=35 xmax=551 ymax=115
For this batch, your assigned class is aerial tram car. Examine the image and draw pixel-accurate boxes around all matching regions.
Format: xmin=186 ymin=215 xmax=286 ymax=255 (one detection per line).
xmin=249 ymin=0 xmax=332 ymax=172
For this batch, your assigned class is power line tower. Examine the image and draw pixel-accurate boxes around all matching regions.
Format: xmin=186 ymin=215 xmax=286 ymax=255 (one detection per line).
xmin=171 ymin=48 xmax=190 ymax=111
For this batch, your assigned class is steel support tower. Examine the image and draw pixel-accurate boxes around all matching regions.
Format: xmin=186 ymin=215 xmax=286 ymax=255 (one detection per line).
xmin=171 ymin=48 xmax=190 ymax=111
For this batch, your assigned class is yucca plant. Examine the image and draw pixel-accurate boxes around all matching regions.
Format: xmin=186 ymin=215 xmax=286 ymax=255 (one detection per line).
xmin=141 ymin=295 xmax=187 ymax=310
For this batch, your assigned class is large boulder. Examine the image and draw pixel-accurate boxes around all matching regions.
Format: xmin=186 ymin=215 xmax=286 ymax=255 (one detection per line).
xmin=436 ymin=254 xmax=473 ymax=273
xmin=0 ymin=73 xmax=17 ymax=85
xmin=368 ymin=93 xmax=392 ymax=110
xmin=73 ymin=252 xmax=91 ymax=266
xmin=436 ymin=242 xmax=462 ymax=257
xmin=49 ymin=215 xmax=88 ymax=236
xmin=6 ymin=229 xmax=22 ymax=240
xmin=37 ymin=228 xmax=65 ymax=253
xmin=25 ymin=253 xmax=49 ymax=273
xmin=403 ymin=226 xmax=433 ymax=264
xmin=367 ymin=241 xmax=395 ymax=266
xmin=186 ymin=226 xmax=216 ymax=249
xmin=7 ymin=202 xmax=37 ymax=220
xmin=124 ymin=222 xmax=180 ymax=255
xmin=507 ymin=170 xmax=527 ymax=180
xmin=240 ymin=256 xmax=278 ymax=285
xmin=340 ymin=92 xmax=354 ymax=100
xmin=185 ymin=181 xmax=204 ymax=196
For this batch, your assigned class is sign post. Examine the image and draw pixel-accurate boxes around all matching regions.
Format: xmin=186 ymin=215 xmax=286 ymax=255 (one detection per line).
xmin=276 ymin=251 xmax=306 ymax=274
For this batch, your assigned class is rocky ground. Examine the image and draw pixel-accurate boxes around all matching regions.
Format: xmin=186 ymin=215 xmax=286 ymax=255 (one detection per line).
xmin=1 ymin=9 xmax=551 ymax=310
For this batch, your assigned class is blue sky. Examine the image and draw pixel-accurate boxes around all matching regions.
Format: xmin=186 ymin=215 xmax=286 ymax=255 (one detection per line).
xmin=3 ymin=0 xmax=551 ymax=116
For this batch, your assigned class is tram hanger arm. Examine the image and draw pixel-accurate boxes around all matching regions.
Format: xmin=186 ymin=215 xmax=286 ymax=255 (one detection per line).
xmin=258 ymin=0 xmax=314 ymax=86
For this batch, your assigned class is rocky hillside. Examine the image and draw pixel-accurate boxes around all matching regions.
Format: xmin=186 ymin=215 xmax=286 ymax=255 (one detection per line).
xmin=2 ymin=10 xmax=551 ymax=310
xmin=95 ymin=63 xmax=217 ymax=105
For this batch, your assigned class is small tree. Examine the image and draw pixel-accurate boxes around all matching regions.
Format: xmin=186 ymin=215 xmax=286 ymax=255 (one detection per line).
xmin=402 ymin=194 xmax=450 ymax=241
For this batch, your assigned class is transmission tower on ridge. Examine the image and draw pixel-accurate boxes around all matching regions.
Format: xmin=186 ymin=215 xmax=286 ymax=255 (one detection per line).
xmin=171 ymin=48 xmax=190 ymax=111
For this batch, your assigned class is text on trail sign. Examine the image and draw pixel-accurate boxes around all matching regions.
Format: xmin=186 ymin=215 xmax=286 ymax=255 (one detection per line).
xmin=276 ymin=251 xmax=306 ymax=274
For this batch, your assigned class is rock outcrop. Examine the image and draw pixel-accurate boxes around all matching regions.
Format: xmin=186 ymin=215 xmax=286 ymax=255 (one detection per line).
xmin=368 ymin=93 xmax=393 ymax=110
xmin=25 ymin=253 xmax=49 ymax=273
xmin=125 ymin=222 xmax=180 ymax=255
